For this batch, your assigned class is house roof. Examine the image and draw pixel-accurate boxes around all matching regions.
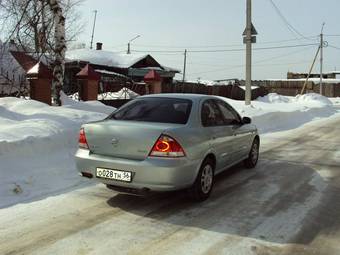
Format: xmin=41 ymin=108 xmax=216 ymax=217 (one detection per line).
xmin=10 ymin=51 xmax=38 ymax=72
xmin=27 ymin=61 xmax=52 ymax=79
xmin=76 ymin=64 xmax=100 ymax=80
xmin=65 ymin=49 xmax=154 ymax=69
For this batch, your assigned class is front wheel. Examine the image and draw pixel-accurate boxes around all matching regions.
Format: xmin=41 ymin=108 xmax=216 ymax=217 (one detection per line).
xmin=244 ymin=138 xmax=259 ymax=168
xmin=189 ymin=159 xmax=214 ymax=202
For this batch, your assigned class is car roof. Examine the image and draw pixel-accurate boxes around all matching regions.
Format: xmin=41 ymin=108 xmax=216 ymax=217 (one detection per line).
xmin=139 ymin=93 xmax=213 ymax=101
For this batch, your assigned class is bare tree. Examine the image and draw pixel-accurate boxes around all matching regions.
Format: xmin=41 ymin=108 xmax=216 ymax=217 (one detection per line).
xmin=0 ymin=0 xmax=84 ymax=52
xmin=45 ymin=0 xmax=65 ymax=105
xmin=0 ymin=0 xmax=84 ymax=104
xmin=0 ymin=40 xmax=29 ymax=97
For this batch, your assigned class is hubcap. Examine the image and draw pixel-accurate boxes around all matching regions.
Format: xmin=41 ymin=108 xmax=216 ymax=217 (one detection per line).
xmin=201 ymin=164 xmax=213 ymax=194
xmin=251 ymin=142 xmax=259 ymax=164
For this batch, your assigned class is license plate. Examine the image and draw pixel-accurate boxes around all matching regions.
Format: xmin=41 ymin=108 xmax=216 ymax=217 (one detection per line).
xmin=96 ymin=167 xmax=132 ymax=182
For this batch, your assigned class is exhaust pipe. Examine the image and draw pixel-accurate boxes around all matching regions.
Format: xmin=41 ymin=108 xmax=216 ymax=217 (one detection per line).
xmin=81 ymin=172 xmax=93 ymax=179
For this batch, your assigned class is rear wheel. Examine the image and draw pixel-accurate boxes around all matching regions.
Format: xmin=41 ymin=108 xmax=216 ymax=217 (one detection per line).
xmin=189 ymin=158 xmax=214 ymax=202
xmin=244 ymin=138 xmax=259 ymax=168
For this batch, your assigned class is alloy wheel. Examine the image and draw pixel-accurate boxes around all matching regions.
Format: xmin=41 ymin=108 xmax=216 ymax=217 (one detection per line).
xmin=201 ymin=164 xmax=213 ymax=194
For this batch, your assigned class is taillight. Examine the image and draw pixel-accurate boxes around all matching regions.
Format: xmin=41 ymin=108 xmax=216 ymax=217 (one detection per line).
xmin=78 ymin=128 xmax=89 ymax=149
xmin=149 ymin=135 xmax=185 ymax=157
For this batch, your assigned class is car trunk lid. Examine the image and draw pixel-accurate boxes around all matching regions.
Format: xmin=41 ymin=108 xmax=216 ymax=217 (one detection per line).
xmin=83 ymin=120 xmax=181 ymax=160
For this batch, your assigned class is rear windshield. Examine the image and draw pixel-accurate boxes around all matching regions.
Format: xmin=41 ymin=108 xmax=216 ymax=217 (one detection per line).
xmin=110 ymin=97 xmax=192 ymax=124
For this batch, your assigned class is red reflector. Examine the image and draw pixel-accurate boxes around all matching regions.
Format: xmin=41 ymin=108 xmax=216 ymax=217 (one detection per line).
xmin=149 ymin=135 xmax=185 ymax=157
xmin=78 ymin=128 xmax=89 ymax=149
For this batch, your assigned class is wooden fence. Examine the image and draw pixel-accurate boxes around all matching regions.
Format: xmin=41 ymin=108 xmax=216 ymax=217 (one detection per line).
xmin=127 ymin=82 xmax=267 ymax=100
xmin=247 ymin=80 xmax=340 ymax=97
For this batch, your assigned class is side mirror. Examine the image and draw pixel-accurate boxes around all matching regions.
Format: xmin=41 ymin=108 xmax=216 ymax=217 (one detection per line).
xmin=242 ymin=117 xmax=252 ymax=124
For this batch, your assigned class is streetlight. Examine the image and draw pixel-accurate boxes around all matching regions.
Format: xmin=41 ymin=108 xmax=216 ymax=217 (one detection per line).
xmin=127 ymin=35 xmax=141 ymax=54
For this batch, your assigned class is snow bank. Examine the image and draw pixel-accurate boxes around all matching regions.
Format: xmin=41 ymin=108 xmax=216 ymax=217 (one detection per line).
xmin=69 ymin=88 xmax=139 ymax=100
xmin=60 ymin=91 xmax=115 ymax=114
xmin=222 ymin=93 xmax=338 ymax=134
xmin=257 ymin=93 xmax=332 ymax=105
xmin=329 ymin=97 xmax=340 ymax=106
xmin=256 ymin=93 xmax=291 ymax=103
xmin=98 ymin=87 xmax=139 ymax=100
xmin=0 ymin=97 xmax=115 ymax=208
xmin=295 ymin=93 xmax=333 ymax=106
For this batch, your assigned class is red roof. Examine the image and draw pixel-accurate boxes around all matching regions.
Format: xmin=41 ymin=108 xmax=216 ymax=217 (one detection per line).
xmin=27 ymin=61 xmax=53 ymax=79
xmin=76 ymin=64 xmax=100 ymax=80
xmin=10 ymin=51 xmax=38 ymax=72
xmin=144 ymin=70 xmax=162 ymax=82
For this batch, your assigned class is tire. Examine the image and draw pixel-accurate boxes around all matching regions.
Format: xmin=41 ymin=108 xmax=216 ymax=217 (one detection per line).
xmin=189 ymin=158 xmax=214 ymax=202
xmin=244 ymin=137 xmax=260 ymax=168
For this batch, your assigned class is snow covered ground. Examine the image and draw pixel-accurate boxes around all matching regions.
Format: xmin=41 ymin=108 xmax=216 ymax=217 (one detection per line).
xmin=0 ymin=93 xmax=339 ymax=209
xmin=97 ymin=87 xmax=139 ymax=100
xmin=70 ymin=88 xmax=139 ymax=101
xmin=223 ymin=93 xmax=339 ymax=133
xmin=0 ymin=96 xmax=115 ymax=208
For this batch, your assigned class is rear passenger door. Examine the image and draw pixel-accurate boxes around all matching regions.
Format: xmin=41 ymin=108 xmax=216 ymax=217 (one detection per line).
xmin=214 ymin=99 xmax=253 ymax=162
xmin=201 ymin=99 xmax=235 ymax=172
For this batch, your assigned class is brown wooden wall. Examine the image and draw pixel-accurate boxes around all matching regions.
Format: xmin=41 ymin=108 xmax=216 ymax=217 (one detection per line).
xmin=250 ymin=80 xmax=340 ymax=97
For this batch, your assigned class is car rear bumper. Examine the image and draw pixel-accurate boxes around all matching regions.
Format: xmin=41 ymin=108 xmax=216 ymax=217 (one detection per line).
xmin=75 ymin=149 xmax=201 ymax=191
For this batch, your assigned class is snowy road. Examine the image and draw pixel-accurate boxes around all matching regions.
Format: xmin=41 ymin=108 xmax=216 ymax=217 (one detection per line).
xmin=1 ymin=115 xmax=340 ymax=255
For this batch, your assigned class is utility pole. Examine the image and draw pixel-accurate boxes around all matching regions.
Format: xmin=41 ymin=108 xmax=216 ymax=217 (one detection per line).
xmin=182 ymin=49 xmax=187 ymax=83
xmin=90 ymin=10 xmax=97 ymax=49
xmin=300 ymin=46 xmax=321 ymax=94
xmin=127 ymin=35 xmax=141 ymax=54
xmin=243 ymin=0 xmax=257 ymax=105
xmin=320 ymin=22 xmax=325 ymax=95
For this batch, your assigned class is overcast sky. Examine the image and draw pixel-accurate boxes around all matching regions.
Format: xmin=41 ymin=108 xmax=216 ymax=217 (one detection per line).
xmin=77 ymin=0 xmax=340 ymax=81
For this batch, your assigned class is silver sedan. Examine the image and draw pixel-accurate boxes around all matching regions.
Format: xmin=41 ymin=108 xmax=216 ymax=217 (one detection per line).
xmin=75 ymin=94 xmax=259 ymax=201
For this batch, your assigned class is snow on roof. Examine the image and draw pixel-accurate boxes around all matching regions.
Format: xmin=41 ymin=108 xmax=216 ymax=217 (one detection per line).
xmin=161 ymin=66 xmax=181 ymax=73
xmin=139 ymin=66 xmax=180 ymax=73
xmin=179 ymin=79 xmax=235 ymax=86
xmin=239 ymin=86 xmax=260 ymax=91
xmin=265 ymin=78 xmax=340 ymax=84
xmin=94 ymin=69 xmax=128 ymax=78
xmin=65 ymin=49 xmax=149 ymax=68
xmin=26 ymin=63 xmax=40 ymax=74
xmin=183 ymin=80 xmax=215 ymax=86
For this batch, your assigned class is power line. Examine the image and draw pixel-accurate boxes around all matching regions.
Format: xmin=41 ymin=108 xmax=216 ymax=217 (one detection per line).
xmin=134 ymin=43 xmax=243 ymax=49
xmin=254 ymin=46 xmax=314 ymax=64
xmin=186 ymin=46 xmax=313 ymax=68
xmin=131 ymin=43 xmax=318 ymax=54
xmin=328 ymin=44 xmax=340 ymax=50
xmin=187 ymin=60 xmax=311 ymax=76
xmin=268 ymin=0 xmax=312 ymax=41
xmin=132 ymin=37 xmax=318 ymax=50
